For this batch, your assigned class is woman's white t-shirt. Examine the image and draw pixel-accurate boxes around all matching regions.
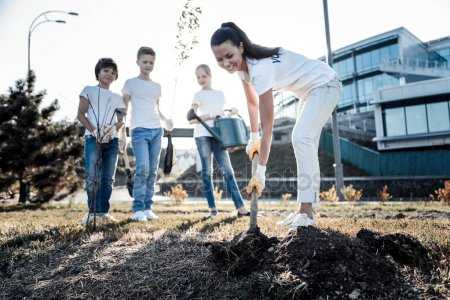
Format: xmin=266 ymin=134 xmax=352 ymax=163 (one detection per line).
xmin=238 ymin=48 xmax=337 ymax=99
xmin=192 ymin=89 xmax=225 ymax=138
xmin=79 ymin=85 xmax=125 ymax=138
xmin=122 ymin=77 xmax=161 ymax=129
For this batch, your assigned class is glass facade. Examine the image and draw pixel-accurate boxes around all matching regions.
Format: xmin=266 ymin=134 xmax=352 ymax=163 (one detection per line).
xmin=355 ymin=44 xmax=399 ymax=72
xmin=427 ymin=101 xmax=450 ymax=132
xmin=385 ymin=107 xmax=406 ymax=136
xmin=334 ymin=57 xmax=354 ymax=78
xmin=405 ymin=105 xmax=427 ymax=134
xmin=436 ymin=48 xmax=450 ymax=65
xmin=340 ymin=82 xmax=355 ymax=106
xmin=384 ymin=101 xmax=450 ymax=137
xmin=335 ymin=43 xmax=400 ymax=110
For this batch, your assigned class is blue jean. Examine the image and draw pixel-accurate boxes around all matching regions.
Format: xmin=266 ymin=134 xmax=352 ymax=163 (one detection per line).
xmin=131 ymin=127 xmax=163 ymax=212
xmin=84 ymin=136 xmax=119 ymax=214
xmin=195 ymin=136 xmax=244 ymax=209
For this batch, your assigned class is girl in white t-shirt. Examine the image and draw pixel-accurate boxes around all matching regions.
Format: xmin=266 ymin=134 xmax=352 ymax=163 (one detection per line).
xmin=210 ymin=22 xmax=342 ymax=230
xmin=187 ymin=64 xmax=249 ymax=217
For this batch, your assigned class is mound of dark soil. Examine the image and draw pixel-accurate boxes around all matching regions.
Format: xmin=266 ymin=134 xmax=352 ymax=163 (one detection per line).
xmin=210 ymin=227 xmax=427 ymax=299
xmin=209 ymin=226 xmax=278 ymax=276
xmin=356 ymin=228 xmax=433 ymax=272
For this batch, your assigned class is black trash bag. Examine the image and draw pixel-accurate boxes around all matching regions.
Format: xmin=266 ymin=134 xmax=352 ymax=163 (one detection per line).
xmin=125 ymin=168 xmax=134 ymax=197
xmin=122 ymin=146 xmax=134 ymax=197
xmin=163 ymin=133 xmax=174 ymax=175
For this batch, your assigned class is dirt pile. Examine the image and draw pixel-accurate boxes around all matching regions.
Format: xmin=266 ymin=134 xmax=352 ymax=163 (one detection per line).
xmin=209 ymin=227 xmax=433 ymax=299
xmin=209 ymin=226 xmax=278 ymax=275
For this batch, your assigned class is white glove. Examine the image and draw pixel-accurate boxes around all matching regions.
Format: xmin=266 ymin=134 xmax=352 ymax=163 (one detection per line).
xmin=246 ymin=164 xmax=266 ymax=197
xmin=246 ymin=132 xmax=261 ymax=160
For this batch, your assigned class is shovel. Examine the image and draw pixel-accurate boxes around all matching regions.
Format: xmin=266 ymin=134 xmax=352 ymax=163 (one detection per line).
xmin=249 ymin=153 xmax=259 ymax=230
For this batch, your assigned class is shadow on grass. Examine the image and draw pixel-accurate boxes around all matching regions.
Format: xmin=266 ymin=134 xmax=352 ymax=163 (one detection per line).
xmin=0 ymin=203 xmax=50 ymax=213
xmin=198 ymin=216 xmax=238 ymax=234
xmin=1 ymin=213 xmax=446 ymax=299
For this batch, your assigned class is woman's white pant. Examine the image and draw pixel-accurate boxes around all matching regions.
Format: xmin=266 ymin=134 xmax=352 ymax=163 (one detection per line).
xmin=292 ymin=80 xmax=341 ymax=203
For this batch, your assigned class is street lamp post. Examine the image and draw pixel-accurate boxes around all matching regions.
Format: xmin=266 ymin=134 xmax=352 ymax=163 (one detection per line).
xmin=27 ymin=10 xmax=78 ymax=74
xmin=322 ymin=0 xmax=345 ymax=201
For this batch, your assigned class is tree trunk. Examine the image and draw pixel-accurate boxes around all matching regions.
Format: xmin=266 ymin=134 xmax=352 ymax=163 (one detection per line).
xmin=19 ymin=180 xmax=30 ymax=204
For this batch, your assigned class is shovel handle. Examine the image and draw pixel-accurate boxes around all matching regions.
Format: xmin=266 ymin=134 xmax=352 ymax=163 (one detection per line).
xmin=249 ymin=153 xmax=259 ymax=230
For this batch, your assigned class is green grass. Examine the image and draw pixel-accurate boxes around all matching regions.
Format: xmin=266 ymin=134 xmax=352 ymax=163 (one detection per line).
xmin=1 ymin=200 xmax=449 ymax=299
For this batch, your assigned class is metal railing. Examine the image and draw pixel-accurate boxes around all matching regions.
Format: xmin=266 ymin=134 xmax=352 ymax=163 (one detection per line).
xmin=383 ymin=57 xmax=449 ymax=71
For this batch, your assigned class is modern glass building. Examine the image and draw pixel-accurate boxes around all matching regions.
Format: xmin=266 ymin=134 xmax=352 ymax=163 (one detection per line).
xmin=329 ymin=27 xmax=449 ymax=112
xmin=275 ymin=27 xmax=450 ymax=117
xmin=373 ymin=77 xmax=450 ymax=150
xmin=274 ymin=27 xmax=450 ymax=152
xmin=426 ymin=36 xmax=450 ymax=66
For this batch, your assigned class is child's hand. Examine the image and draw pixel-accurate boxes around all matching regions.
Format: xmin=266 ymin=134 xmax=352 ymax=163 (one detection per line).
xmin=186 ymin=108 xmax=196 ymax=121
xmin=165 ymin=119 xmax=174 ymax=131
xmin=100 ymin=125 xmax=114 ymax=143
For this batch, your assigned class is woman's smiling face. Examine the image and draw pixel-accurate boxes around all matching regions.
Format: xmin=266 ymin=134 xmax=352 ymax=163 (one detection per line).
xmin=211 ymin=40 xmax=245 ymax=73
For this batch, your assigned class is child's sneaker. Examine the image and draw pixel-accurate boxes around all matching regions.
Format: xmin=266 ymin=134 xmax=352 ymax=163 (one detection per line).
xmin=144 ymin=210 xmax=159 ymax=220
xmin=81 ymin=213 xmax=96 ymax=225
xmin=131 ymin=211 xmax=147 ymax=222
xmin=100 ymin=213 xmax=117 ymax=223
xmin=208 ymin=209 xmax=219 ymax=218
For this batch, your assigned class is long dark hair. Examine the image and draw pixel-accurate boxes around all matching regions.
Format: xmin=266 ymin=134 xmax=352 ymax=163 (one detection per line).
xmin=210 ymin=22 xmax=280 ymax=59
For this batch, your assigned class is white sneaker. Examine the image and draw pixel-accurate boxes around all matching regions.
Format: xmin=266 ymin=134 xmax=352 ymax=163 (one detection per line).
xmin=131 ymin=211 xmax=148 ymax=222
xmin=82 ymin=213 xmax=96 ymax=225
xmin=288 ymin=213 xmax=315 ymax=230
xmin=100 ymin=213 xmax=117 ymax=223
xmin=276 ymin=212 xmax=296 ymax=226
xmin=208 ymin=209 xmax=219 ymax=218
xmin=144 ymin=209 xmax=159 ymax=220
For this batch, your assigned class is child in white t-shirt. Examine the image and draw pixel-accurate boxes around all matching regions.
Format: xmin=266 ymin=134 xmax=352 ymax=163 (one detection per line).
xmin=122 ymin=46 xmax=173 ymax=222
xmin=77 ymin=58 xmax=126 ymax=225
xmin=210 ymin=22 xmax=342 ymax=230
xmin=187 ymin=64 xmax=249 ymax=217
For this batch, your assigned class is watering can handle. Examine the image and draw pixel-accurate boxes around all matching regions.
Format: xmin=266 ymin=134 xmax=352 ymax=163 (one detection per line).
xmin=191 ymin=111 xmax=223 ymax=143
xmin=223 ymin=109 xmax=250 ymax=140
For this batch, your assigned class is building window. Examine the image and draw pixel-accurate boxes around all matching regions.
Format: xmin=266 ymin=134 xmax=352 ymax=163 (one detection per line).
xmin=427 ymin=101 xmax=450 ymax=132
xmin=334 ymin=57 xmax=355 ymax=78
xmin=385 ymin=107 xmax=406 ymax=136
xmin=405 ymin=104 xmax=427 ymax=135
xmin=340 ymin=82 xmax=355 ymax=106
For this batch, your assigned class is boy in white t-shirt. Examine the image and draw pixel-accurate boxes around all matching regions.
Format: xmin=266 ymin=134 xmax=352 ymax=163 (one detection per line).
xmin=122 ymin=47 xmax=173 ymax=222
xmin=211 ymin=22 xmax=342 ymax=230
xmin=77 ymin=58 xmax=126 ymax=225
xmin=187 ymin=64 xmax=249 ymax=218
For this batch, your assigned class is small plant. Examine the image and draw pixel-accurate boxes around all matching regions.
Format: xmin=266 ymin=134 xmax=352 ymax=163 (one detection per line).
xmin=280 ymin=193 xmax=292 ymax=207
xmin=214 ymin=186 xmax=223 ymax=202
xmin=320 ymin=185 xmax=338 ymax=202
xmin=341 ymin=185 xmax=363 ymax=202
xmin=377 ymin=185 xmax=392 ymax=203
xmin=431 ymin=181 xmax=450 ymax=205
xmin=164 ymin=184 xmax=188 ymax=205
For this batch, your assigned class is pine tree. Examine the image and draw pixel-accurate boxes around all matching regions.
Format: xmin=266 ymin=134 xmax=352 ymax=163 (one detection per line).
xmin=0 ymin=71 xmax=83 ymax=204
